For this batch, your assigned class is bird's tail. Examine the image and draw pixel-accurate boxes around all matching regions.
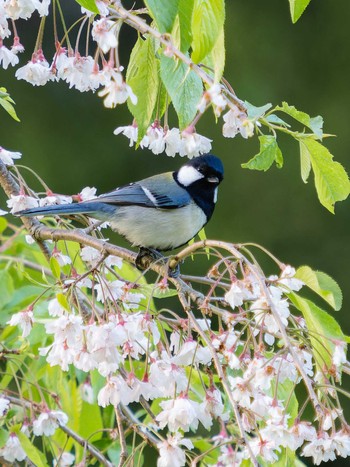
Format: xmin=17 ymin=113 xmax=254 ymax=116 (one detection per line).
xmin=15 ymin=202 xmax=112 ymax=219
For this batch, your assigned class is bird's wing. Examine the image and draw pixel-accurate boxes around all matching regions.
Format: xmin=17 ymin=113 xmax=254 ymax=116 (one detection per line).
xmin=94 ymin=172 xmax=191 ymax=209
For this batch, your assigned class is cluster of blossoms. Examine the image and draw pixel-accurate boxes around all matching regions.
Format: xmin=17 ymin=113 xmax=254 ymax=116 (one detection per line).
xmin=1 ymin=1 xmax=256 ymax=163
xmin=0 ymin=395 xmax=69 ymax=464
xmin=4 ymin=233 xmax=350 ymax=467
xmin=114 ymin=123 xmax=213 ymax=159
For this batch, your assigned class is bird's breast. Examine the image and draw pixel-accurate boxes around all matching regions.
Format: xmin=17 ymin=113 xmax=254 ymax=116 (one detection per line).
xmin=109 ymin=203 xmax=207 ymax=251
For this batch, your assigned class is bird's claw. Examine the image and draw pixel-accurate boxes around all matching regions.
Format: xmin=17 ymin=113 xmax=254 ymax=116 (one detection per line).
xmin=135 ymin=247 xmax=181 ymax=278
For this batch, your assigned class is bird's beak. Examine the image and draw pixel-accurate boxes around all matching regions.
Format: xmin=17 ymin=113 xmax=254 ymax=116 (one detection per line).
xmin=207 ymin=176 xmax=220 ymax=183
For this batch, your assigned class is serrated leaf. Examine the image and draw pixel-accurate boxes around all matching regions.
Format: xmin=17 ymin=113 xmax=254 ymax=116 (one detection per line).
xmin=299 ymin=139 xmax=311 ymax=183
xmin=50 ymin=256 xmax=61 ymax=279
xmin=242 ymin=135 xmax=283 ymax=171
xmin=178 ymin=0 xmax=195 ymax=52
xmin=160 ymin=55 xmax=203 ymax=129
xmin=245 ymin=102 xmax=272 ymax=120
xmin=295 ymin=266 xmax=342 ymax=311
xmin=17 ymin=432 xmax=49 ymax=467
xmin=126 ymin=37 xmax=159 ymax=141
xmin=145 ymin=0 xmax=179 ymax=33
xmin=0 ymin=269 xmax=14 ymax=308
xmin=289 ymin=0 xmax=312 ymax=23
xmin=191 ymin=0 xmax=225 ymax=63
xmin=289 ymin=292 xmax=344 ymax=369
xmin=75 ymin=0 xmax=98 ymax=14
xmin=0 ymin=95 xmax=20 ymax=122
xmin=299 ymin=138 xmax=350 ymax=212
xmin=276 ymin=102 xmax=323 ymax=138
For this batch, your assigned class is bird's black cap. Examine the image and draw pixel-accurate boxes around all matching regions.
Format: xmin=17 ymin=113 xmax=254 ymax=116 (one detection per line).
xmin=187 ymin=154 xmax=224 ymax=181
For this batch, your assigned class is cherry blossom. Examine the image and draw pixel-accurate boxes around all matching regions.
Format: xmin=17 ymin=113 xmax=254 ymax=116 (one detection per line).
xmin=0 ymin=433 xmax=26 ymax=462
xmin=33 ymin=410 xmax=68 ymax=436
xmin=157 ymin=433 xmax=194 ymax=467
xmin=0 ymin=146 xmax=21 ymax=165
xmin=7 ymin=309 xmax=34 ymax=337
xmin=6 ymin=192 xmax=39 ymax=213
xmin=92 ymin=18 xmax=118 ymax=54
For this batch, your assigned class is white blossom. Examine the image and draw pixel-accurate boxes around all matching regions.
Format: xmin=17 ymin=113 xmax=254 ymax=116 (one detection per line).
xmin=223 ymin=106 xmax=254 ymax=139
xmin=333 ymin=341 xmax=347 ymax=367
xmin=52 ymin=249 xmax=72 ymax=266
xmin=156 ymin=396 xmax=204 ymax=432
xmin=16 ymin=50 xmax=55 ymax=86
xmin=225 ymin=281 xmax=254 ymax=309
xmin=0 ymin=433 xmax=26 ymax=462
xmin=79 ymin=186 xmax=97 ymax=201
xmin=0 ymin=44 xmax=19 ymax=69
xmin=113 ymin=124 xmax=138 ymax=147
xmin=6 ymin=193 xmax=39 ymax=213
xmin=53 ymin=451 xmax=75 ymax=467
xmin=164 ymin=127 xmax=182 ymax=157
xmin=0 ymin=146 xmax=21 ymax=165
xmin=33 ymin=410 xmax=68 ymax=436
xmin=302 ymin=433 xmax=336 ymax=465
xmin=149 ymin=351 xmax=188 ymax=397
xmin=7 ymin=310 xmax=34 ymax=337
xmin=92 ymin=18 xmax=118 ymax=54
xmin=179 ymin=131 xmax=212 ymax=158
xmin=98 ymin=71 xmax=137 ymax=107
xmin=157 ymin=433 xmax=194 ymax=467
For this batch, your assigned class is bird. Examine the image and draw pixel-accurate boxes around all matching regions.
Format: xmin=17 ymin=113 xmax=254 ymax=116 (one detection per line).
xmin=16 ymin=154 xmax=224 ymax=275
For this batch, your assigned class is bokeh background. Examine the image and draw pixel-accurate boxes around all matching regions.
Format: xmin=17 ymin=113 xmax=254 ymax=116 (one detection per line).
xmin=1 ymin=1 xmax=349 ymax=464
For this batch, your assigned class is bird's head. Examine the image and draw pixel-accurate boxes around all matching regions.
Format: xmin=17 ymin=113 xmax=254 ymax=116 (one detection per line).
xmin=174 ymin=154 xmax=224 ymax=219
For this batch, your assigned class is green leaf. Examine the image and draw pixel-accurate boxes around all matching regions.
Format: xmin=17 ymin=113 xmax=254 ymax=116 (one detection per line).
xmin=0 ymin=428 xmax=9 ymax=448
xmin=289 ymin=292 xmax=344 ymax=369
xmin=0 ymin=94 xmax=20 ymax=122
xmin=245 ymin=102 xmax=272 ymax=120
xmin=160 ymin=55 xmax=203 ymax=129
xmin=141 ymin=284 xmax=178 ymax=299
xmin=0 ymin=269 xmax=14 ymax=308
xmin=242 ymin=135 xmax=283 ymax=171
xmin=289 ymin=0 xmax=312 ymax=23
xmin=56 ymin=293 xmax=70 ymax=311
xmin=299 ymin=139 xmax=312 ymax=183
xmin=17 ymin=432 xmax=49 ymax=467
xmin=145 ymin=0 xmax=179 ymax=33
xmin=202 ymin=26 xmax=225 ymax=82
xmin=191 ymin=0 xmax=225 ymax=63
xmin=0 ymin=217 xmax=7 ymax=233
xmin=75 ymin=0 xmax=98 ymax=14
xmin=295 ymin=266 xmax=342 ymax=311
xmin=299 ymin=138 xmax=350 ymax=212
xmin=276 ymin=102 xmax=323 ymax=138
xmin=178 ymin=0 xmax=195 ymax=52
xmin=50 ymin=256 xmax=61 ymax=279
xmin=265 ymin=114 xmax=291 ymax=127
xmin=126 ymin=37 xmax=159 ymax=141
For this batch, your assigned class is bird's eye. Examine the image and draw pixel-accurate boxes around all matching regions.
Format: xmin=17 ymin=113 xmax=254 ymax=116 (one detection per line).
xmin=207 ymin=176 xmax=219 ymax=183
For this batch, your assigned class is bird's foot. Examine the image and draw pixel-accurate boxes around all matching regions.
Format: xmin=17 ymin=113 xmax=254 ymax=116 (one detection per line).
xmin=135 ymin=248 xmax=180 ymax=278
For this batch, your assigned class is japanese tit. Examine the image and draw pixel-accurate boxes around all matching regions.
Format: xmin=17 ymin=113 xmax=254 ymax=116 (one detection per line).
xmin=17 ymin=154 xmax=224 ymax=255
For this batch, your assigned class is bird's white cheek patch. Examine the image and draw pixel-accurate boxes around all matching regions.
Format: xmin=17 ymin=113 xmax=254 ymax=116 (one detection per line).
xmin=213 ymin=187 xmax=218 ymax=203
xmin=177 ymin=165 xmax=204 ymax=186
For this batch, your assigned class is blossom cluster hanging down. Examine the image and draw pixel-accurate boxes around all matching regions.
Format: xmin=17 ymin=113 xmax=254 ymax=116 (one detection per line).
xmin=1 ymin=155 xmax=349 ymax=467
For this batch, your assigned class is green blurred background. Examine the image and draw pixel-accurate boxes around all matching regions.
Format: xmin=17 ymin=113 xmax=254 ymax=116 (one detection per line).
xmin=1 ymin=1 xmax=349 ymax=463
